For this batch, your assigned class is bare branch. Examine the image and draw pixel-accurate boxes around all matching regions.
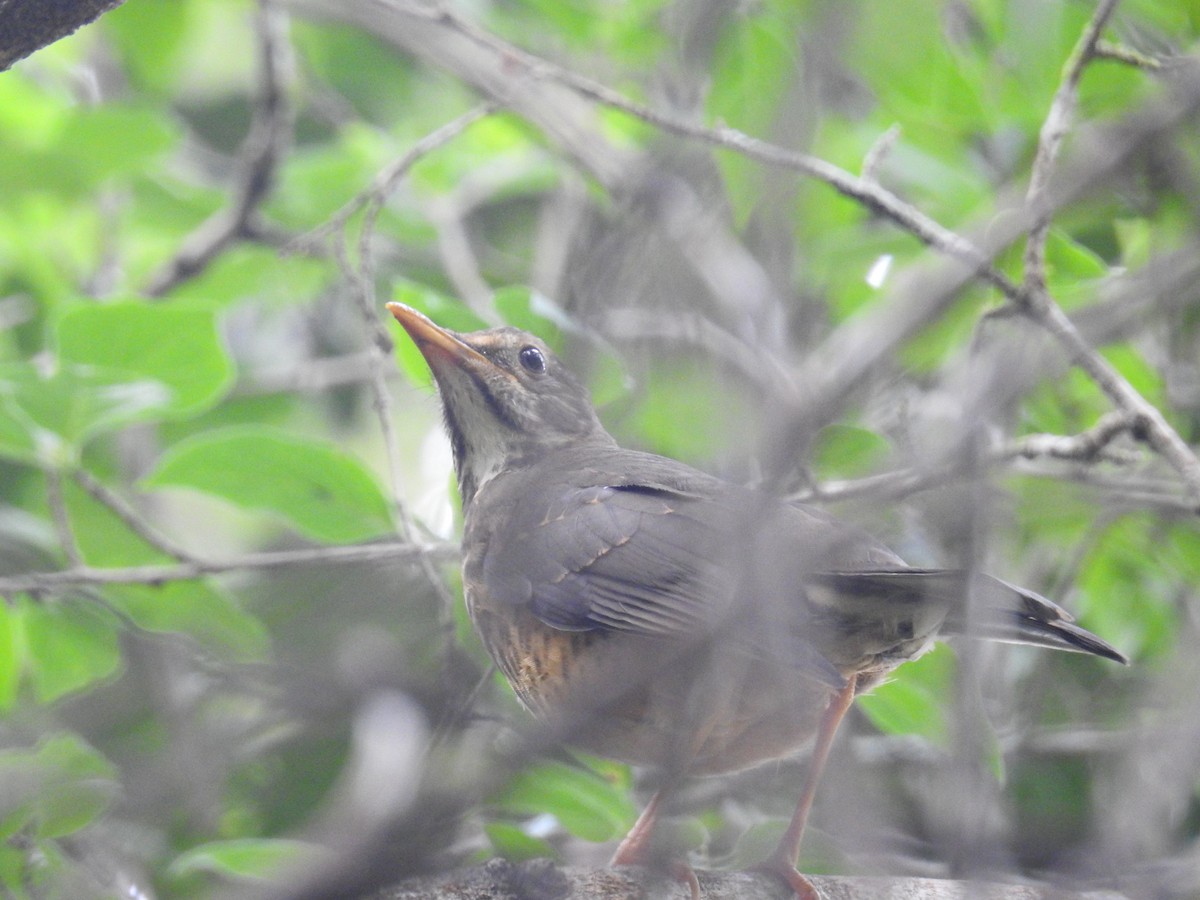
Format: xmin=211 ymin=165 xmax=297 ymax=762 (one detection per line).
xmin=71 ymin=468 xmax=201 ymax=564
xmin=296 ymin=108 xmax=494 ymax=647
xmin=1003 ymin=412 xmax=1137 ymax=465
xmin=861 ymin=124 xmax=902 ymax=183
xmin=144 ymin=0 xmax=295 ymax=297
xmin=44 ymin=469 xmax=83 ymax=568
xmin=288 ymin=102 xmax=496 ymax=253
xmin=1094 ymin=39 xmax=1166 ymax=71
xmin=288 ymin=0 xmax=1200 ymax=506
xmin=0 ymin=540 xmax=458 ymax=597
xmin=1023 ymin=0 xmax=1121 ymax=292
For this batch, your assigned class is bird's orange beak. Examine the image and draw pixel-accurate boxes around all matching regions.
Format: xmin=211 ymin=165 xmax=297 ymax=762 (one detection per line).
xmin=385 ymin=302 xmax=495 ymax=375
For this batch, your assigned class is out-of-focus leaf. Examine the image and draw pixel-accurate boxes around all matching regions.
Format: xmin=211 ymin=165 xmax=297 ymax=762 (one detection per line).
xmin=1076 ymin=515 xmax=1175 ymax=660
xmin=111 ymin=583 xmax=270 ymax=661
xmin=0 ymin=604 xmax=21 ymax=712
xmin=57 ymin=302 xmax=233 ymax=418
xmin=168 ymin=838 xmax=322 ymax=883
xmin=102 ymin=0 xmax=192 ymax=94
xmin=0 ymin=362 xmax=172 ymax=464
xmin=28 ymin=735 xmax=119 ymax=839
xmin=18 ymin=597 xmax=122 ymax=703
xmin=483 ymin=822 xmax=557 ymax=861
xmin=492 ymin=760 xmax=636 ymax=843
xmin=812 ymin=424 xmax=890 ymax=480
xmin=857 ymin=644 xmax=953 ymax=745
xmin=142 ymin=426 xmax=393 ymax=543
xmin=57 ymin=107 xmax=177 ymax=181
xmin=0 ymin=734 xmax=118 ymax=840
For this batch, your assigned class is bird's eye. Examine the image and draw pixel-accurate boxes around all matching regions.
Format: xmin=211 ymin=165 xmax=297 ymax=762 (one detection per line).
xmin=518 ymin=345 xmax=546 ymax=375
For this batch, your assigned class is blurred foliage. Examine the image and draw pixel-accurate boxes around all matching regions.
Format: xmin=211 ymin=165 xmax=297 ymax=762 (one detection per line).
xmin=1 ymin=0 xmax=1199 ymax=897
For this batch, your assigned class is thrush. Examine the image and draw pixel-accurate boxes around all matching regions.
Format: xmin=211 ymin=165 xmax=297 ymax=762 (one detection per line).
xmin=386 ymin=302 xmax=1127 ymax=899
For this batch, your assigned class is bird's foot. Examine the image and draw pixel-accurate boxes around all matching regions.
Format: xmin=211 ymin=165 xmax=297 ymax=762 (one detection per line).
xmin=750 ymin=854 xmax=821 ymax=900
xmin=611 ymin=847 xmax=700 ymax=900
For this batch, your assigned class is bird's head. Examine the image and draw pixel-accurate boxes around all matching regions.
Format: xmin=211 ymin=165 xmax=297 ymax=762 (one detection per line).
xmin=387 ymin=302 xmax=611 ymax=505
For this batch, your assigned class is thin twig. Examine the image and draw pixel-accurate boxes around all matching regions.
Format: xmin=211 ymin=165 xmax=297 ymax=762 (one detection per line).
xmin=71 ymin=468 xmax=201 ymax=564
xmin=145 ymin=0 xmax=295 ymax=297
xmin=1023 ymin=0 xmax=1120 ymax=293
xmin=1014 ymin=0 xmax=1200 ymax=508
xmin=296 ymin=0 xmax=1200 ymax=507
xmin=312 ymin=112 xmax=487 ymax=643
xmin=861 ymin=124 xmax=902 ymax=183
xmin=1094 ymin=39 xmax=1166 ymax=71
xmin=44 ymin=469 xmax=83 ymax=568
xmin=799 ymin=414 xmax=1143 ymax=506
xmin=288 ymin=103 xmax=496 ymax=253
xmin=380 ymin=0 xmax=1001 ymax=285
xmin=0 ymin=540 xmax=459 ymax=597
xmin=1002 ymin=411 xmax=1136 ymax=464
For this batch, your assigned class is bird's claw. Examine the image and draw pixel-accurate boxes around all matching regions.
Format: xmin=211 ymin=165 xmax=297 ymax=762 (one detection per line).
xmin=750 ymin=855 xmax=821 ymax=900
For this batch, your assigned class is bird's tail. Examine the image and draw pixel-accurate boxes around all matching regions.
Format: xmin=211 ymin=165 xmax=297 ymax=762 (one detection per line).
xmin=813 ymin=569 xmax=1129 ymax=665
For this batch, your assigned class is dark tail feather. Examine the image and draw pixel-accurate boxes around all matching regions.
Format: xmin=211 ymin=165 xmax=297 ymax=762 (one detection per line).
xmin=930 ymin=571 xmax=1128 ymax=665
xmin=814 ymin=569 xmax=1129 ymax=665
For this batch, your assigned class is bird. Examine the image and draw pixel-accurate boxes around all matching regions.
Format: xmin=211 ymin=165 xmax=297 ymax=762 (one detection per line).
xmin=385 ymin=301 xmax=1127 ymax=899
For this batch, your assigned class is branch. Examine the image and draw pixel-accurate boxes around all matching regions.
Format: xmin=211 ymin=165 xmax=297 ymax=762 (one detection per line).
xmin=1094 ymin=40 xmax=1166 ymax=71
xmin=296 ymin=0 xmax=1200 ymax=507
xmin=144 ymin=0 xmax=295 ymax=297
xmin=1002 ymin=412 xmax=1137 ymax=465
xmin=1023 ymin=0 xmax=1120 ymax=293
xmin=288 ymin=103 xmax=496 ymax=253
xmin=296 ymin=107 xmax=495 ymax=661
xmin=44 ymin=469 xmax=83 ymax=568
xmin=0 ymin=0 xmax=127 ymax=71
xmin=370 ymin=860 xmax=1123 ymax=900
xmin=0 ymin=540 xmax=458 ymax=597
xmin=71 ymin=467 xmax=201 ymax=564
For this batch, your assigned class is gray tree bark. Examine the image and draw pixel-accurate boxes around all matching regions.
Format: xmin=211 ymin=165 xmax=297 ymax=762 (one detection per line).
xmin=0 ymin=0 xmax=127 ymax=71
xmin=371 ymin=861 xmax=1129 ymax=900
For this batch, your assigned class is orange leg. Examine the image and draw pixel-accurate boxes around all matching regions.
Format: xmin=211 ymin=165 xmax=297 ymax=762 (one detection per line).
xmin=756 ymin=673 xmax=858 ymax=899
xmin=611 ymin=789 xmax=701 ymax=899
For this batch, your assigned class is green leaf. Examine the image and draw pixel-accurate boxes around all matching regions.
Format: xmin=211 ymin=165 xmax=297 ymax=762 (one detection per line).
xmin=56 ymin=302 xmax=234 ymax=419
xmin=812 ymin=425 xmax=891 ymax=480
xmin=110 ymin=582 xmax=269 ymax=661
xmin=57 ymin=106 xmax=177 ymax=181
xmin=857 ymin=644 xmax=955 ymax=744
xmin=492 ymin=760 xmax=636 ymax=843
xmin=0 ymin=734 xmax=118 ymax=840
xmin=29 ymin=735 xmax=119 ymax=839
xmin=58 ymin=476 xmax=271 ymax=661
xmin=0 ymin=362 xmax=173 ymax=464
xmin=18 ymin=597 xmax=122 ymax=703
xmin=142 ymin=426 xmax=393 ymax=543
xmin=168 ymin=838 xmax=322 ymax=883
xmin=483 ymin=822 xmax=557 ymax=861
xmin=0 ymin=604 xmax=21 ymax=712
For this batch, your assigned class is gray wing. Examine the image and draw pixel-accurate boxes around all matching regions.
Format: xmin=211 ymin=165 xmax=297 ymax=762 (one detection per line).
xmin=482 ymin=483 xmax=733 ymax=636
xmin=479 ymin=479 xmax=856 ymax=686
